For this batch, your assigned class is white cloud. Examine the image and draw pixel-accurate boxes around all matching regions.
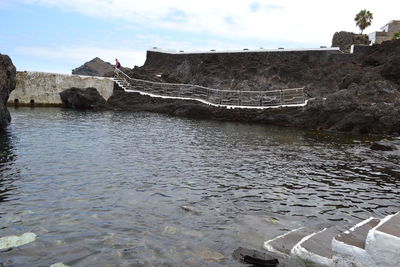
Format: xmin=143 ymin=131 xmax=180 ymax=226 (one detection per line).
xmin=15 ymin=45 xmax=146 ymax=68
xmin=21 ymin=0 xmax=400 ymax=47
xmin=8 ymin=0 xmax=400 ymax=73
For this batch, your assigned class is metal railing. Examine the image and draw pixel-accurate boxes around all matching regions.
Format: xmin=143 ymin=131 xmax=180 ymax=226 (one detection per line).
xmin=114 ymin=68 xmax=306 ymax=108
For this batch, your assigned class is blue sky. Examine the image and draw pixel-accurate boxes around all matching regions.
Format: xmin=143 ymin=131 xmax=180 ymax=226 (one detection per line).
xmin=0 ymin=0 xmax=398 ymax=73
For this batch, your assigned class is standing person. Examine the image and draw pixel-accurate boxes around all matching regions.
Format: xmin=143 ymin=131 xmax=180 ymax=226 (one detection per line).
xmin=115 ymin=58 xmax=121 ymax=69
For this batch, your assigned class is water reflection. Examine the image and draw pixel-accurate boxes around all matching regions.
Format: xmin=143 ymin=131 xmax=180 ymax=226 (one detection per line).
xmin=0 ymin=129 xmax=17 ymax=203
xmin=0 ymin=107 xmax=399 ymax=266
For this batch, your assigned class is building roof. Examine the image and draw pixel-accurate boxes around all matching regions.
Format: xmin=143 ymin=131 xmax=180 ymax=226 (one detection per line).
xmin=380 ymin=20 xmax=400 ymax=31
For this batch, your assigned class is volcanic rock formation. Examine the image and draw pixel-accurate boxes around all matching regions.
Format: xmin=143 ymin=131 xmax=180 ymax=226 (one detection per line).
xmin=0 ymin=54 xmax=16 ymax=131
xmin=108 ymin=39 xmax=400 ymax=135
xmin=60 ymin=87 xmax=109 ymax=110
xmin=331 ymin=31 xmax=370 ymax=53
xmin=72 ymin=57 xmax=114 ymax=77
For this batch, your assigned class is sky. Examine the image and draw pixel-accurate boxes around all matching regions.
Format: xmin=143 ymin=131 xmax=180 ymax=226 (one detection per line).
xmin=0 ymin=0 xmax=399 ymax=74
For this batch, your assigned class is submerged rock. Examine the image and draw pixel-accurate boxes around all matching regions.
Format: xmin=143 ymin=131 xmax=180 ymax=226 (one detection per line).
xmin=162 ymin=226 xmax=177 ymax=235
xmin=0 ymin=53 xmax=16 ymax=131
xmin=0 ymin=232 xmax=36 ymax=250
xmin=194 ymin=248 xmax=225 ymax=262
xmin=181 ymin=205 xmax=202 ymax=215
xmin=233 ymin=247 xmax=279 ymax=266
xmin=50 ymin=262 xmax=70 ymax=267
xmin=60 ymin=87 xmax=110 ymax=110
xmin=370 ymin=140 xmax=399 ymax=151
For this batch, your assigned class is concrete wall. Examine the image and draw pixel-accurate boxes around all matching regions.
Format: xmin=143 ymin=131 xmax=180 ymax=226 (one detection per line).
xmin=9 ymin=71 xmax=114 ymax=106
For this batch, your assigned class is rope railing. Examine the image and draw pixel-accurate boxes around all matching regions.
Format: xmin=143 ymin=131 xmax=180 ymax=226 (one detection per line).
xmin=114 ymin=68 xmax=306 ymax=108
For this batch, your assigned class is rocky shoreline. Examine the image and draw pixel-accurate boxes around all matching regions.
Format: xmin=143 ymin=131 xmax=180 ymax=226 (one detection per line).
xmin=4 ymin=39 xmax=400 ymax=136
xmin=0 ymin=54 xmax=16 ymax=131
xmin=101 ymin=40 xmax=400 ymax=135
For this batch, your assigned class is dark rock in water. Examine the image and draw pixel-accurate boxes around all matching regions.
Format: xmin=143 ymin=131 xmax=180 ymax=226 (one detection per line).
xmin=232 ymin=247 xmax=279 ymax=266
xmin=370 ymin=140 xmax=399 ymax=151
xmin=60 ymin=87 xmax=109 ymax=110
xmin=72 ymin=57 xmax=114 ymax=77
xmin=0 ymin=53 xmax=16 ymax=131
xmin=331 ymin=31 xmax=369 ymax=53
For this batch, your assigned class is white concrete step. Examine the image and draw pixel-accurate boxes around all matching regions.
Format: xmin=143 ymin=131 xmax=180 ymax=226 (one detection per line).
xmin=263 ymin=213 xmax=400 ymax=267
xmin=292 ymin=227 xmax=341 ymax=266
xmin=263 ymin=227 xmax=317 ymax=257
xmin=366 ymin=212 xmax=400 ymax=267
xmin=332 ymin=217 xmax=380 ymax=266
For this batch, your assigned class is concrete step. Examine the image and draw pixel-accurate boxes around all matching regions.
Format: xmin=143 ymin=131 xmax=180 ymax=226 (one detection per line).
xmin=263 ymin=227 xmax=317 ymax=257
xmin=332 ymin=217 xmax=380 ymax=266
xmin=366 ymin=212 xmax=400 ymax=267
xmin=292 ymin=227 xmax=341 ymax=266
xmin=262 ymin=212 xmax=400 ymax=267
xmin=374 ymin=212 xmax=400 ymax=238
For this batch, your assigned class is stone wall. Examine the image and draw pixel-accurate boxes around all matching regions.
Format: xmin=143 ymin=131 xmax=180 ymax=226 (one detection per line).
xmin=9 ymin=71 xmax=114 ymax=106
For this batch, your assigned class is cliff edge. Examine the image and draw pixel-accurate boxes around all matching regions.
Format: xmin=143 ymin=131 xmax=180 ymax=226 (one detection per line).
xmin=0 ymin=54 xmax=16 ymax=131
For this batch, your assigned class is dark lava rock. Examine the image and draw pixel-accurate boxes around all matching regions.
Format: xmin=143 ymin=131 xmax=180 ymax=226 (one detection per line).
xmin=331 ymin=31 xmax=369 ymax=53
xmin=60 ymin=87 xmax=109 ymax=110
xmin=0 ymin=53 xmax=16 ymax=131
xmin=370 ymin=140 xmax=399 ymax=151
xmin=232 ymin=247 xmax=279 ymax=266
xmin=107 ymin=39 xmax=400 ymax=135
xmin=72 ymin=57 xmax=114 ymax=77
xmin=381 ymin=57 xmax=400 ymax=85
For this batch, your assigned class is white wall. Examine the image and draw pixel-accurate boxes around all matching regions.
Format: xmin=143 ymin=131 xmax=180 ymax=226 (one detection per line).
xmin=9 ymin=71 xmax=114 ymax=105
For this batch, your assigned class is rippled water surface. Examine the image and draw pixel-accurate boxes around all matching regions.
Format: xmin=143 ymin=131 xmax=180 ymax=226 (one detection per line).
xmin=1 ymin=107 xmax=399 ymax=266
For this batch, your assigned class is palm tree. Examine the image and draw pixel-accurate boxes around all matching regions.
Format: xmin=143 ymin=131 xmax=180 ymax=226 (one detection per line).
xmin=355 ymin=9 xmax=373 ymax=34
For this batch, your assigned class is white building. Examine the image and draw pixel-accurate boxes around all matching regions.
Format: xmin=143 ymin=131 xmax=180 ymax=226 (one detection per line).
xmin=369 ymin=20 xmax=400 ymax=44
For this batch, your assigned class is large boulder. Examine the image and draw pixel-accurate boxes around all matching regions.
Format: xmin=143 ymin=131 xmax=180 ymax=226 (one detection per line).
xmin=332 ymin=31 xmax=369 ymax=53
xmin=0 ymin=54 xmax=16 ymax=131
xmin=72 ymin=57 xmax=114 ymax=77
xmin=60 ymin=87 xmax=110 ymax=110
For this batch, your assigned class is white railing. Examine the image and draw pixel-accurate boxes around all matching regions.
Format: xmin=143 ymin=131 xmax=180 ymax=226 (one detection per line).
xmin=114 ymin=68 xmax=307 ymax=108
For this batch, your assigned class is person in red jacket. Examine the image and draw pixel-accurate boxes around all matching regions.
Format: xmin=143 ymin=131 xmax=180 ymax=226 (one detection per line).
xmin=115 ymin=58 xmax=121 ymax=69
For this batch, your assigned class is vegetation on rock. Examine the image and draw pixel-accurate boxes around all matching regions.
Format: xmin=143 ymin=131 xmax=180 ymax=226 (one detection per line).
xmin=355 ymin=9 xmax=373 ymax=34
